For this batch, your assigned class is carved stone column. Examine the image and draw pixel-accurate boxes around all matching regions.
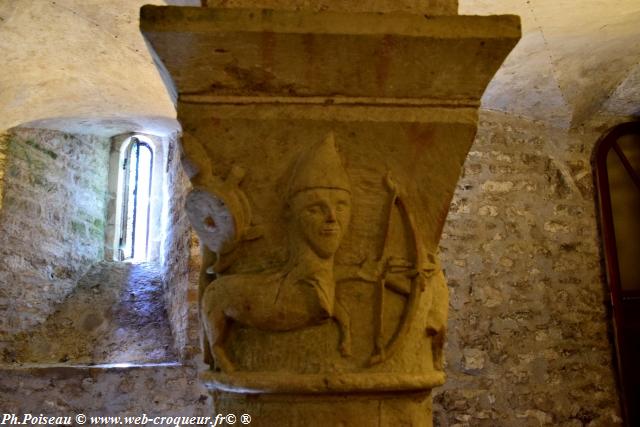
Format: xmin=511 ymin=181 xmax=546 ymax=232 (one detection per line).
xmin=141 ymin=6 xmax=519 ymax=426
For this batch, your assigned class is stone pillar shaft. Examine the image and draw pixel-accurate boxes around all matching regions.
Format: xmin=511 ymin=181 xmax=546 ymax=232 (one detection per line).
xmin=141 ymin=6 xmax=519 ymax=426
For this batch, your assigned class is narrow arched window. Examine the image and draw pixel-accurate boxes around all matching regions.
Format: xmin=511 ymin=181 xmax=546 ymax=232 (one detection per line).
xmin=119 ymin=137 xmax=154 ymax=261
xmin=594 ymin=122 xmax=640 ymax=427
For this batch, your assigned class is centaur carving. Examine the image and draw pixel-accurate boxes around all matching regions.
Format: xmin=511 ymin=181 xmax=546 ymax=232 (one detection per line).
xmin=188 ymin=133 xmax=446 ymax=372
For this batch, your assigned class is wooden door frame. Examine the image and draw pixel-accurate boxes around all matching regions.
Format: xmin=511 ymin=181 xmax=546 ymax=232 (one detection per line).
xmin=593 ymin=121 xmax=640 ymax=426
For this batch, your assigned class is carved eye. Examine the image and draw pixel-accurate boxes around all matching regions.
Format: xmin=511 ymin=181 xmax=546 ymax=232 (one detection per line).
xmin=336 ymin=201 xmax=349 ymax=212
xmin=306 ymin=205 xmax=322 ymax=215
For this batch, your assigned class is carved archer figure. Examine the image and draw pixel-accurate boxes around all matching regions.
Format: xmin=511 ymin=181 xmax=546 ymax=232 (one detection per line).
xmin=200 ymin=133 xmax=352 ymax=372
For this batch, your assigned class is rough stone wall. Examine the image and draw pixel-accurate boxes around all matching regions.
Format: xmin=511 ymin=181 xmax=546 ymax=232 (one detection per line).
xmin=161 ymin=133 xmax=199 ymax=359
xmin=0 ymin=365 xmax=209 ymax=419
xmin=0 ymin=128 xmax=109 ymax=339
xmin=433 ymin=111 xmax=622 ymax=427
xmin=186 ymin=232 xmax=203 ymax=359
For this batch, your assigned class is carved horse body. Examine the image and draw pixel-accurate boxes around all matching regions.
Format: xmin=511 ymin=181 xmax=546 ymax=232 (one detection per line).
xmin=201 ymin=264 xmax=351 ymax=372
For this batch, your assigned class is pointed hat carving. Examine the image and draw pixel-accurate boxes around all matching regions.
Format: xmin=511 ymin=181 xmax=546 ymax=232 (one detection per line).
xmin=288 ymin=132 xmax=351 ymax=197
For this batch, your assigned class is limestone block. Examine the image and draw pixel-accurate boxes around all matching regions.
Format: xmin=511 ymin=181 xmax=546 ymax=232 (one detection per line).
xmin=202 ymin=0 xmax=458 ymax=15
xmin=212 ymin=391 xmax=433 ymax=427
xmin=141 ymin=7 xmax=520 ymax=102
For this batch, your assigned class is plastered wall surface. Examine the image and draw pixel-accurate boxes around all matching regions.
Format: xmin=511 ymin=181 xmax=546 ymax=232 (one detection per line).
xmin=0 ymin=128 xmax=109 ymax=339
xmin=0 ymin=0 xmax=178 ymax=136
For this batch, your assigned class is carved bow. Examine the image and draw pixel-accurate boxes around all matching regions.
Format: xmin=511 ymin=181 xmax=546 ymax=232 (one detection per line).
xmin=358 ymin=172 xmax=440 ymax=365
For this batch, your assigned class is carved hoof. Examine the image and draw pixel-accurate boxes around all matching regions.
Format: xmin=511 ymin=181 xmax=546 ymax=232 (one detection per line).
xmin=368 ymin=351 xmax=385 ymax=366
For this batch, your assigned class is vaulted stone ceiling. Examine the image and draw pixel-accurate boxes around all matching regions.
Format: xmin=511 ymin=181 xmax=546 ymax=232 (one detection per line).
xmin=0 ymin=0 xmax=638 ymax=136
xmin=0 ymin=0 xmax=180 ymax=136
xmin=460 ymin=0 xmax=640 ymax=128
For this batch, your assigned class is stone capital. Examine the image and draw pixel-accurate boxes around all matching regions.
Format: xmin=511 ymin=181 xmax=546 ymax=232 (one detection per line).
xmin=141 ymin=6 xmax=519 ymax=425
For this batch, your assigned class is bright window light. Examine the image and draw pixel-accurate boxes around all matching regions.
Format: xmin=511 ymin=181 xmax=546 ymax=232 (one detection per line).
xmin=119 ymin=137 xmax=154 ymax=261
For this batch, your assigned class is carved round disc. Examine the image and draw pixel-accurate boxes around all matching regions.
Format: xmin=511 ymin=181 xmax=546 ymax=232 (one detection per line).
xmin=185 ymin=188 xmax=237 ymax=254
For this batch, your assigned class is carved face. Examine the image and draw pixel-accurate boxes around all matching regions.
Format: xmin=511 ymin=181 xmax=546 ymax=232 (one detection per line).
xmin=290 ymin=188 xmax=351 ymax=259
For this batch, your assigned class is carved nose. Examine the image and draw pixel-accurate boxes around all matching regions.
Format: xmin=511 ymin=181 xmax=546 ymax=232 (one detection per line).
xmin=326 ymin=208 xmax=337 ymax=222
